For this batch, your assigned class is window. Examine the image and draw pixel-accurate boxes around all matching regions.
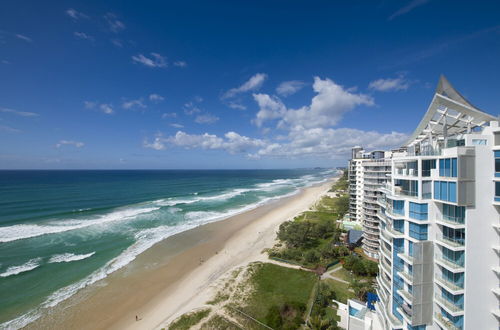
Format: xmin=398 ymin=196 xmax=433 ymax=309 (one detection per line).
xmin=472 ymin=139 xmax=487 ymax=145
xmin=439 ymin=158 xmax=457 ymax=177
xmin=442 ymin=204 xmax=465 ymax=224
xmin=442 ymin=227 xmax=465 ymax=245
xmin=409 ymin=223 xmax=428 ymax=240
xmin=434 ymin=181 xmax=457 ymax=203
xmin=409 ymin=202 xmax=428 ymax=220
xmin=394 ymin=220 xmax=404 ymax=233
xmin=422 ymin=159 xmax=436 ymax=177
xmin=442 ymin=246 xmax=464 ymax=266
xmin=496 ymin=182 xmax=500 ymax=201
xmin=495 ymin=151 xmax=500 ymax=177
xmin=393 ymin=200 xmax=405 ymax=215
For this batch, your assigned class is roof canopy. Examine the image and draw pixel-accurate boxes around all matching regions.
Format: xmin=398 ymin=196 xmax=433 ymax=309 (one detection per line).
xmin=404 ymin=75 xmax=496 ymax=146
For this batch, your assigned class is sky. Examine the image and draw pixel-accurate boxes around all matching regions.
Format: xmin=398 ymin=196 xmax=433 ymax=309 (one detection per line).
xmin=0 ymin=0 xmax=499 ymax=169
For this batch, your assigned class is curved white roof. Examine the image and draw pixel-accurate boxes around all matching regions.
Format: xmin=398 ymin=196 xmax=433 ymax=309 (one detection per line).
xmin=404 ymin=75 xmax=496 ymax=146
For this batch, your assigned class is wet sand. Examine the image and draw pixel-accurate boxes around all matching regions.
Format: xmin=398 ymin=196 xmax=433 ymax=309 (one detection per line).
xmin=28 ymin=178 xmax=336 ymax=330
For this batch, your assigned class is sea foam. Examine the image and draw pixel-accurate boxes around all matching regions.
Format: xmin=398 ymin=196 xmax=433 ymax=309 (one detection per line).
xmin=0 ymin=258 xmax=42 ymax=278
xmin=48 ymin=252 xmax=95 ymax=264
xmin=0 ymin=207 xmax=160 ymax=243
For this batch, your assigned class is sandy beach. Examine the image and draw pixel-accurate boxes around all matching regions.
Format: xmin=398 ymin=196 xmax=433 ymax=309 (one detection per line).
xmin=28 ymin=177 xmax=336 ymax=330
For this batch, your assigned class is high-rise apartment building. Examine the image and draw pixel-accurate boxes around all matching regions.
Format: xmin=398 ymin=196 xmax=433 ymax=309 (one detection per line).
xmin=375 ymin=76 xmax=499 ymax=330
xmin=348 ymin=148 xmax=392 ymax=259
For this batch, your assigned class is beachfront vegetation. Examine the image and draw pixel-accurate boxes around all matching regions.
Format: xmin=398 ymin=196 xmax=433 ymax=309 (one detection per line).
xmin=268 ymin=181 xmax=349 ymax=269
xmin=169 ymin=308 xmax=211 ymax=330
xmin=243 ymin=263 xmax=316 ymax=328
xmin=343 ymin=254 xmax=378 ymax=277
xmin=329 ymin=169 xmax=348 ymax=192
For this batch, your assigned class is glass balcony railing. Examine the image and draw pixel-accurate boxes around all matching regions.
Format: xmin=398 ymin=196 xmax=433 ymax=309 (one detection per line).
xmin=435 ymin=255 xmax=464 ymax=270
xmin=436 ymin=276 xmax=464 ymax=292
xmin=435 ymin=312 xmax=461 ymax=330
xmin=435 ymin=295 xmax=464 ymax=314
xmin=442 ymin=214 xmax=465 ymax=225
xmin=438 ymin=236 xmax=465 ymax=248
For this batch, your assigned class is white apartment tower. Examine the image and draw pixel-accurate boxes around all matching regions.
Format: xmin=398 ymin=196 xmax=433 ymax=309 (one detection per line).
xmin=348 ymin=148 xmax=392 ymax=259
xmin=375 ymin=76 xmax=499 ymax=330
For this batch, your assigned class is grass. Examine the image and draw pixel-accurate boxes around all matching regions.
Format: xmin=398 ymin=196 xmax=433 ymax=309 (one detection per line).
xmin=331 ymin=268 xmax=371 ymax=282
xmin=169 ymin=308 xmax=211 ymax=330
xmin=241 ymin=263 xmax=318 ymax=325
xmin=200 ymin=315 xmax=241 ymax=330
xmin=324 ymin=279 xmax=355 ymax=304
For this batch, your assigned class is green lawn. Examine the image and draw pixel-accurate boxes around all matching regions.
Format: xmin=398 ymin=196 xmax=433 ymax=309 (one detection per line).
xmin=324 ymin=279 xmax=355 ymax=304
xmin=331 ymin=268 xmax=371 ymax=282
xmin=241 ymin=263 xmax=318 ymax=326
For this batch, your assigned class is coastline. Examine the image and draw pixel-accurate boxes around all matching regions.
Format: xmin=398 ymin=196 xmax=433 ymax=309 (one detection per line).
xmin=27 ymin=177 xmax=337 ymax=330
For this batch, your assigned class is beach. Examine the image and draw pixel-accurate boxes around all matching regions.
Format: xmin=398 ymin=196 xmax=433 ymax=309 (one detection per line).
xmin=25 ymin=177 xmax=335 ymax=330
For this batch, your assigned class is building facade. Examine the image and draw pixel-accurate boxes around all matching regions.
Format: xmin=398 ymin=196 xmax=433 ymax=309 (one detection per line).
xmin=375 ymin=76 xmax=500 ymax=330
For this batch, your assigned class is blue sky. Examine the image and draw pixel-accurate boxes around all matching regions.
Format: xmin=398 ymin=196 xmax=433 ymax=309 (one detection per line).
xmin=1 ymin=0 xmax=499 ymax=169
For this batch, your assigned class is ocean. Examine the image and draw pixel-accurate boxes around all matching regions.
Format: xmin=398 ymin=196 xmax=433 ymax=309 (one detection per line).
xmin=0 ymin=169 xmax=335 ymax=329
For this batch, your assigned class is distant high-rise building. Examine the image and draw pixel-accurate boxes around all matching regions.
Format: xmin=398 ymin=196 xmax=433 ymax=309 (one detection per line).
xmin=348 ymin=147 xmax=392 ymax=259
xmin=375 ymin=76 xmax=499 ymax=330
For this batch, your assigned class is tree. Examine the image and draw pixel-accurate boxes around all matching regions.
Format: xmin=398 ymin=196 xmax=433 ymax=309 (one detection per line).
xmin=305 ymin=250 xmax=320 ymax=264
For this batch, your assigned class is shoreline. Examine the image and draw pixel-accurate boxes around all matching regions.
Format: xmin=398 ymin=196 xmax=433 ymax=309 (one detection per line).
xmin=27 ymin=177 xmax=337 ymax=330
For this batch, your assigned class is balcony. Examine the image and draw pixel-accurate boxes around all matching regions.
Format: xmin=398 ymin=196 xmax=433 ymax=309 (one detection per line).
xmin=380 ymin=229 xmax=392 ymax=244
xmin=380 ymin=260 xmax=391 ymax=275
xmin=435 ymin=256 xmax=465 ymax=273
xmin=435 ymin=237 xmax=465 ymax=251
xmin=398 ymin=270 xmax=413 ymax=284
xmin=397 ymin=289 xmax=413 ymax=304
xmin=397 ymin=252 xmax=415 ymax=265
xmin=435 ymin=276 xmax=464 ymax=295
xmin=434 ymin=312 xmax=461 ymax=330
xmin=380 ymin=244 xmax=392 ymax=258
xmin=386 ymin=226 xmax=404 ymax=238
xmin=434 ymin=294 xmax=464 ymax=316
xmin=436 ymin=218 xmax=466 ymax=229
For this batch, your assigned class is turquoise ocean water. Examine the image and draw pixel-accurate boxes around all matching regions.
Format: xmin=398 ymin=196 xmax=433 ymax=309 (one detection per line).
xmin=0 ymin=169 xmax=334 ymax=328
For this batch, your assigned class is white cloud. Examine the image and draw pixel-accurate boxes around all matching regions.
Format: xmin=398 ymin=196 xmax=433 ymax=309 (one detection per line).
xmin=169 ymin=123 xmax=184 ymax=128
xmin=84 ymin=101 xmax=114 ymax=114
xmin=122 ymin=99 xmax=146 ymax=110
xmin=66 ymin=8 xmax=88 ymax=20
xmin=254 ymin=77 xmax=373 ymax=129
xmin=74 ymin=32 xmax=94 ymax=42
xmin=143 ymin=134 xmax=166 ymax=150
xmin=252 ymin=94 xmax=287 ymax=127
xmin=173 ymin=61 xmax=187 ymax=67
xmin=249 ymin=127 xmax=407 ymax=159
xmin=55 ymin=140 xmax=84 ymax=148
xmin=0 ymin=107 xmax=38 ymax=117
xmin=227 ymin=102 xmax=246 ymax=110
xmin=104 ymin=13 xmax=125 ymax=33
xmin=368 ymin=76 xmax=410 ymax=92
xmin=84 ymin=101 xmax=96 ymax=109
xmin=0 ymin=125 xmax=21 ymax=133
xmin=389 ymin=0 xmax=430 ymax=20
xmin=183 ymin=102 xmax=201 ymax=115
xmin=99 ymin=104 xmax=114 ymax=114
xmin=223 ymin=73 xmax=267 ymax=99
xmin=162 ymin=112 xmax=177 ymax=119
xmin=15 ymin=34 xmax=32 ymax=43
xmin=149 ymin=94 xmax=165 ymax=103
xmin=110 ymin=39 xmax=123 ymax=47
xmin=144 ymin=131 xmax=265 ymax=154
xmin=132 ymin=53 xmax=167 ymax=68
xmin=195 ymin=114 xmax=219 ymax=124
xmin=276 ymin=80 xmax=306 ymax=97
